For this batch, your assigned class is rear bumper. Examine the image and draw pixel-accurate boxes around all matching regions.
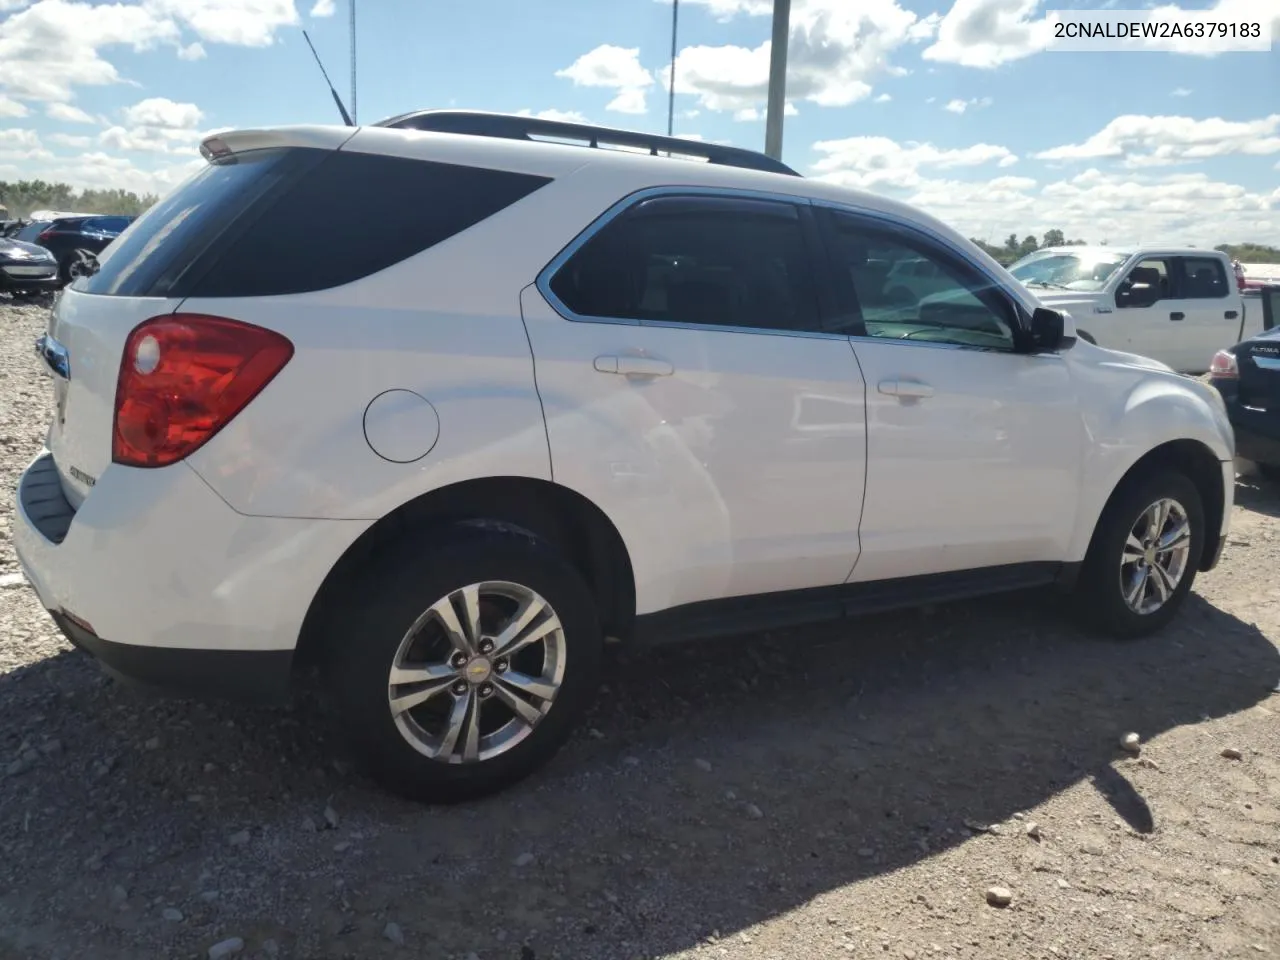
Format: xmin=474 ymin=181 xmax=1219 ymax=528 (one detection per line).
xmin=13 ymin=449 xmax=369 ymax=703
xmin=52 ymin=611 xmax=293 ymax=703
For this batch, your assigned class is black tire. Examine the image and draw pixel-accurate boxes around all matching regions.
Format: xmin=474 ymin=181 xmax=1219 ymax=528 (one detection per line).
xmin=318 ymin=522 xmax=602 ymax=803
xmin=1075 ymin=469 xmax=1204 ymax=639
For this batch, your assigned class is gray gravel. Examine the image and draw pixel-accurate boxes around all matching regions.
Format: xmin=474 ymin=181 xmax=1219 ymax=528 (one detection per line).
xmin=2 ymin=295 xmax=1279 ymax=959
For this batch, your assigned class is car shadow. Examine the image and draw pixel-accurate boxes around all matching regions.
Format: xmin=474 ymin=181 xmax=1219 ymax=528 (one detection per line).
xmin=0 ymin=589 xmax=1276 ymax=958
xmin=1235 ymin=473 xmax=1280 ymax=519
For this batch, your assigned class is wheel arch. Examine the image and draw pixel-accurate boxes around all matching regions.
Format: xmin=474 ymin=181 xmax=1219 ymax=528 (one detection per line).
xmin=1084 ymin=438 xmax=1225 ymax=574
xmin=294 ymin=476 xmax=636 ymax=671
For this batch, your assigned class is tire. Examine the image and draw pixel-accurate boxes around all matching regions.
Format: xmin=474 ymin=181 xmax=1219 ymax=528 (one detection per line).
xmin=1075 ymin=469 xmax=1204 ymax=639
xmin=318 ymin=522 xmax=603 ymax=803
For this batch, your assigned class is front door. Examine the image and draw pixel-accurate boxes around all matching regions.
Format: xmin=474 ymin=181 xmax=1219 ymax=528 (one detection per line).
xmin=521 ymin=191 xmax=868 ymax=615
xmin=813 ymin=206 xmax=1084 ymax=583
xmin=1113 ymin=255 xmax=1194 ymax=370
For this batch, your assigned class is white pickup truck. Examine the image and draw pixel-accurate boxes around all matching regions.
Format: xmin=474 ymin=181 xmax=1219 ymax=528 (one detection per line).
xmin=1007 ymin=246 xmax=1255 ymax=373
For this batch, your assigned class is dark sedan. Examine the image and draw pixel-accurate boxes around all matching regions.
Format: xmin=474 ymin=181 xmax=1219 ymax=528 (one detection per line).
xmin=1210 ymin=288 xmax=1280 ymax=480
xmin=0 ymin=237 xmax=59 ymax=298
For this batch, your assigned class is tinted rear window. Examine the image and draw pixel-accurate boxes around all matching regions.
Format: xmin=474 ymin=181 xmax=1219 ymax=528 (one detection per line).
xmin=76 ymin=147 xmax=552 ymax=298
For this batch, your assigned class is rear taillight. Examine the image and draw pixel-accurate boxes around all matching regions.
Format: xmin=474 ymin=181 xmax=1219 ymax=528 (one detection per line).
xmin=37 ymin=229 xmax=54 ymax=245
xmin=112 ymin=314 xmax=293 ymax=468
xmin=1210 ymin=349 xmax=1238 ymax=379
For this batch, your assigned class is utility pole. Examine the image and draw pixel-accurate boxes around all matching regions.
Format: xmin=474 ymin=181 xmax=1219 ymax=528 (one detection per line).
xmin=667 ymin=0 xmax=679 ymax=137
xmin=349 ymin=0 xmax=357 ymax=124
xmin=764 ymin=0 xmax=790 ymax=160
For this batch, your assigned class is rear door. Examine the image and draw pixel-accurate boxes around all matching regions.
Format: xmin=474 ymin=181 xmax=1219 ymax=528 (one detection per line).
xmin=1170 ymin=254 xmax=1242 ymax=371
xmin=522 ymin=190 xmax=867 ymax=613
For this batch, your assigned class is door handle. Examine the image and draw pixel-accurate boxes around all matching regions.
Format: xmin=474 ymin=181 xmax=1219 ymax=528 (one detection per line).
xmin=594 ymin=355 xmax=674 ymax=377
xmin=1225 ymin=310 xmax=1238 ymax=320
xmin=1170 ymin=311 xmax=1185 ymax=321
xmin=877 ymin=377 xmax=934 ymax=399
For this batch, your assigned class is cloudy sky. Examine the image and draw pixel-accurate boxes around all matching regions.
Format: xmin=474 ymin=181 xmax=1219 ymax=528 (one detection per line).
xmin=0 ymin=0 xmax=1277 ymax=246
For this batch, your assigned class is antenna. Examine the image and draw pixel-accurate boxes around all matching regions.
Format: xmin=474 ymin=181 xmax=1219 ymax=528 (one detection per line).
xmin=349 ymin=0 xmax=357 ymax=125
xmin=302 ymin=29 xmax=355 ymax=127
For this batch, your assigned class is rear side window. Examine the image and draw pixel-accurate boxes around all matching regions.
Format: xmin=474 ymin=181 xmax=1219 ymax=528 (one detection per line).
xmin=77 ymin=148 xmax=551 ymax=298
xmin=548 ymin=194 xmax=820 ymax=334
xmin=1176 ymin=256 xmax=1229 ymax=299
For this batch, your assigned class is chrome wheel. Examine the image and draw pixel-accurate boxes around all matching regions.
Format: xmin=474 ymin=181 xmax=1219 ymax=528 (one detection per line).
xmin=1119 ymin=497 xmax=1192 ymax=615
xmin=387 ymin=581 xmax=566 ymax=764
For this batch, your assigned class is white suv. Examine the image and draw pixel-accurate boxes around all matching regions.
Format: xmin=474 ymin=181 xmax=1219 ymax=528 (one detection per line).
xmin=14 ymin=112 xmax=1236 ymax=802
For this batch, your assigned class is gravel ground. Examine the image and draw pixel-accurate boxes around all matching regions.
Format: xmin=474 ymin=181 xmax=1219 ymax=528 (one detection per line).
xmin=1 ymin=295 xmax=1278 ymax=960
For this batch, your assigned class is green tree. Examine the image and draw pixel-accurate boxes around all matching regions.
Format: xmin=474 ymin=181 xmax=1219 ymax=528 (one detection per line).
xmin=0 ymin=180 xmax=157 ymax=219
xmin=1042 ymin=229 xmax=1065 ymax=248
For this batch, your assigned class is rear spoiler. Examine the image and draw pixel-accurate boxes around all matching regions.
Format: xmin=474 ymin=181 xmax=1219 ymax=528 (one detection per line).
xmin=199 ymin=125 xmax=359 ymax=162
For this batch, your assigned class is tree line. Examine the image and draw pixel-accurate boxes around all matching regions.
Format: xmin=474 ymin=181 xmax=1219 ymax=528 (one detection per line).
xmin=0 ymin=180 xmax=158 ymax=219
xmin=971 ymin=230 xmax=1280 ymax=266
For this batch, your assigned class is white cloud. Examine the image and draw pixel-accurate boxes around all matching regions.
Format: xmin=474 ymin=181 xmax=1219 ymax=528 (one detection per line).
xmin=556 ymin=45 xmax=653 ymax=115
xmin=1037 ymin=114 xmax=1280 ymax=167
xmin=0 ymin=94 xmax=28 ymax=117
xmin=516 ymin=107 xmax=589 ymax=123
xmin=847 ymin=159 xmax=1280 ymax=248
xmin=0 ymin=1 xmax=301 ymax=108
xmin=309 ymin=0 xmax=334 ymax=14
xmin=923 ymin=0 xmax=1052 ymax=68
xmin=944 ymin=96 xmax=992 ymax=113
xmin=874 ymin=93 xmax=892 ymax=103
xmin=123 ymin=96 xmax=203 ymax=129
xmin=98 ymin=97 xmax=205 ymax=155
xmin=1171 ymin=87 xmax=1192 ymax=97
xmin=660 ymin=0 xmax=937 ymax=115
xmin=49 ymin=132 xmax=91 ymax=147
xmin=46 ymin=101 xmax=94 ymax=123
xmin=812 ymin=135 xmax=1019 ymax=190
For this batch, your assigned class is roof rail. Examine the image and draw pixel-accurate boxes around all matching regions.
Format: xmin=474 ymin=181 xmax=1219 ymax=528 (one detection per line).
xmin=372 ymin=109 xmax=801 ymax=177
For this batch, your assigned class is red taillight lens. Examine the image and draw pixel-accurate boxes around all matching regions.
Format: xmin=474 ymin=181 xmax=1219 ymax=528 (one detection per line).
xmin=37 ymin=229 xmax=54 ymax=244
xmin=1209 ymin=349 xmax=1238 ymax=379
xmin=112 ymin=314 xmax=293 ymax=468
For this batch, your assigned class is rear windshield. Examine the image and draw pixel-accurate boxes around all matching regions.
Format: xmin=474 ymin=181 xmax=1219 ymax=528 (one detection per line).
xmin=75 ymin=147 xmax=552 ymax=298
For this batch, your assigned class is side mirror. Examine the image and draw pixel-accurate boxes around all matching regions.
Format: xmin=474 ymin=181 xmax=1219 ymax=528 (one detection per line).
xmin=1026 ymin=306 xmax=1074 ymax=353
xmin=1118 ymin=281 xmax=1158 ymax=309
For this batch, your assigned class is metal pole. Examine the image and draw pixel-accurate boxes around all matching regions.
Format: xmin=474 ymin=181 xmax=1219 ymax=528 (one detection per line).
xmin=667 ymin=0 xmax=679 ymax=137
xmin=349 ymin=0 xmax=357 ymax=124
xmin=764 ymin=0 xmax=790 ymax=160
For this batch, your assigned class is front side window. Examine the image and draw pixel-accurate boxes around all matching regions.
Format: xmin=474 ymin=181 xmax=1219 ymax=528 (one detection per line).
xmin=820 ymin=209 xmax=1017 ymax=350
xmin=549 ymin=194 xmax=820 ymax=334
xmin=1116 ymin=257 xmax=1171 ymax=307
xmin=1176 ymin=257 xmax=1229 ymax=299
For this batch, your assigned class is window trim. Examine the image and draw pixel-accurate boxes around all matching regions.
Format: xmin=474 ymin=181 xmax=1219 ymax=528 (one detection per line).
xmin=536 ymin=185 xmax=845 ymax=341
xmin=810 ymin=200 xmax=1031 ymax=355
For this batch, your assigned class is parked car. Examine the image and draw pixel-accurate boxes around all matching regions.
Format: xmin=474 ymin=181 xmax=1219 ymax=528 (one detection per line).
xmin=0 ymin=236 xmax=59 ymax=297
xmin=15 ymin=111 xmax=1236 ymax=803
xmin=29 ymin=215 xmax=134 ymax=283
xmin=1008 ymin=246 xmax=1253 ymax=373
xmin=1209 ymin=300 xmax=1280 ymax=479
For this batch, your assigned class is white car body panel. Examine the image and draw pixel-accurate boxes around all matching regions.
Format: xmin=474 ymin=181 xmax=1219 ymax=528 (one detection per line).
xmin=12 ymin=121 xmax=1237 ymax=665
